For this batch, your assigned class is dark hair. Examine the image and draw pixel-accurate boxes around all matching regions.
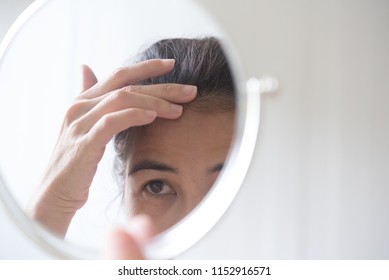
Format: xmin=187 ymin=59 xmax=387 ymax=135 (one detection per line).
xmin=114 ymin=37 xmax=235 ymax=184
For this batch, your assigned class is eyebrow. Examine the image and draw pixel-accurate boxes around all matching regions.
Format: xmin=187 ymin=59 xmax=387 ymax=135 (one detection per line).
xmin=128 ymin=160 xmax=225 ymax=176
xmin=207 ymin=163 xmax=224 ymax=174
xmin=128 ymin=160 xmax=178 ymax=176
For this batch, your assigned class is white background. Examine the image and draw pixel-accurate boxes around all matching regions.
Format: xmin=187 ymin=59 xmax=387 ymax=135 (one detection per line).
xmin=1 ymin=0 xmax=389 ymax=259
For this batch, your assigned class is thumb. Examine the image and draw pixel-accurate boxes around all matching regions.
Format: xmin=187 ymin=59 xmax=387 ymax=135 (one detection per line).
xmin=105 ymin=227 xmax=145 ymax=260
xmin=80 ymin=64 xmax=98 ymax=92
xmin=104 ymin=215 xmax=154 ymax=260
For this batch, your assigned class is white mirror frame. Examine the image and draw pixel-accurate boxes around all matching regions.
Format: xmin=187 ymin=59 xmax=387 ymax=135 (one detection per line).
xmin=0 ymin=0 xmax=278 ymax=259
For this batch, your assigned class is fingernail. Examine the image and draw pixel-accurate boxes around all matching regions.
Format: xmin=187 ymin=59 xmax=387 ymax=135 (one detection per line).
xmin=145 ymin=110 xmax=157 ymax=119
xmin=183 ymin=85 xmax=197 ymax=96
xmin=170 ymin=103 xmax=183 ymax=114
xmin=161 ymin=59 xmax=175 ymax=67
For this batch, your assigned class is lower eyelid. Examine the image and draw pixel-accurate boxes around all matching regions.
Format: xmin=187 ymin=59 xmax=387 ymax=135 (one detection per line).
xmin=143 ymin=190 xmax=177 ymax=200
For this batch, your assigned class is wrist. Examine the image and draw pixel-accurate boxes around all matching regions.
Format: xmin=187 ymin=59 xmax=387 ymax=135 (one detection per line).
xmin=28 ymin=193 xmax=80 ymax=237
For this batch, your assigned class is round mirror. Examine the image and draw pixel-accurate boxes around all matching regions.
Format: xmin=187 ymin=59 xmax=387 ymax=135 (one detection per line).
xmin=0 ymin=0 xmax=276 ymax=259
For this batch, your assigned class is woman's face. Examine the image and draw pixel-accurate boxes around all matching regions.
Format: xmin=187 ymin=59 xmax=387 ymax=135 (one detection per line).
xmin=124 ymin=108 xmax=234 ymax=234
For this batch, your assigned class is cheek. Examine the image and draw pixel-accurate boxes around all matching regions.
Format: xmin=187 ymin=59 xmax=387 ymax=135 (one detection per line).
xmin=131 ymin=199 xmax=183 ymax=234
xmin=180 ymin=173 xmax=218 ymax=214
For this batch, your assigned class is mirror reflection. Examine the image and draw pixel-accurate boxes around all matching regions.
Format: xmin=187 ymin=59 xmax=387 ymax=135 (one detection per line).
xmin=29 ymin=37 xmax=235 ymax=237
xmin=0 ymin=0 xmax=237 ymax=253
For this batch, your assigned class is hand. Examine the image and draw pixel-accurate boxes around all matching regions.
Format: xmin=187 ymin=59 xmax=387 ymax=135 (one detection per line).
xmin=105 ymin=215 xmax=153 ymax=260
xmin=29 ymin=59 xmax=197 ymax=236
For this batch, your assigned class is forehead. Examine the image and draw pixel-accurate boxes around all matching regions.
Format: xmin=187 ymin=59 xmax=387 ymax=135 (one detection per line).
xmin=129 ymin=109 xmax=234 ymax=162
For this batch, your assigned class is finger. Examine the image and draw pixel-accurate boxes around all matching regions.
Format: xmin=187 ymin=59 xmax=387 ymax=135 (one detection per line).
xmin=85 ymin=108 xmax=157 ymax=148
xmin=81 ymin=65 xmax=98 ymax=92
xmin=67 ymin=83 xmax=196 ymax=127
xmin=105 ymin=228 xmax=145 ymax=260
xmin=77 ymin=90 xmax=188 ymax=133
xmin=61 ymin=65 xmax=98 ymax=123
xmin=123 ymin=83 xmax=197 ymax=103
xmin=76 ymin=83 xmax=196 ymax=125
xmin=127 ymin=215 xmax=155 ymax=246
xmin=82 ymin=59 xmax=175 ymax=99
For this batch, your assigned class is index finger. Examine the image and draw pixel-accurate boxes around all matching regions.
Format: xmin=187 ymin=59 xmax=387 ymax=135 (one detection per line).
xmin=82 ymin=59 xmax=175 ymax=99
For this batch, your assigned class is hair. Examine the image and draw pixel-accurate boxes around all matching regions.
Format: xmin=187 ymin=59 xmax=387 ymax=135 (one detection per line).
xmin=114 ymin=37 xmax=235 ymax=186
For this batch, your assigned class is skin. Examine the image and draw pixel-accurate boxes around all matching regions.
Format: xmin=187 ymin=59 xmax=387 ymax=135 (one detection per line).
xmin=125 ymin=108 xmax=234 ymax=234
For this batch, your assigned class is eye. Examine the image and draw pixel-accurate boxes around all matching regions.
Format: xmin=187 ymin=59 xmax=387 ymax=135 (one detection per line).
xmin=143 ymin=180 xmax=176 ymax=196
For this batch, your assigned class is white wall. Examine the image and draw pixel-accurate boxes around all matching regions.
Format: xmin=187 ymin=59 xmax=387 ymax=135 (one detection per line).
xmin=0 ymin=1 xmax=33 ymax=36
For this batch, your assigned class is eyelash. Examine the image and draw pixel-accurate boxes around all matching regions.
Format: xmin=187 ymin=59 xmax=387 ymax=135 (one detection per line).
xmin=142 ymin=180 xmax=176 ymax=196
